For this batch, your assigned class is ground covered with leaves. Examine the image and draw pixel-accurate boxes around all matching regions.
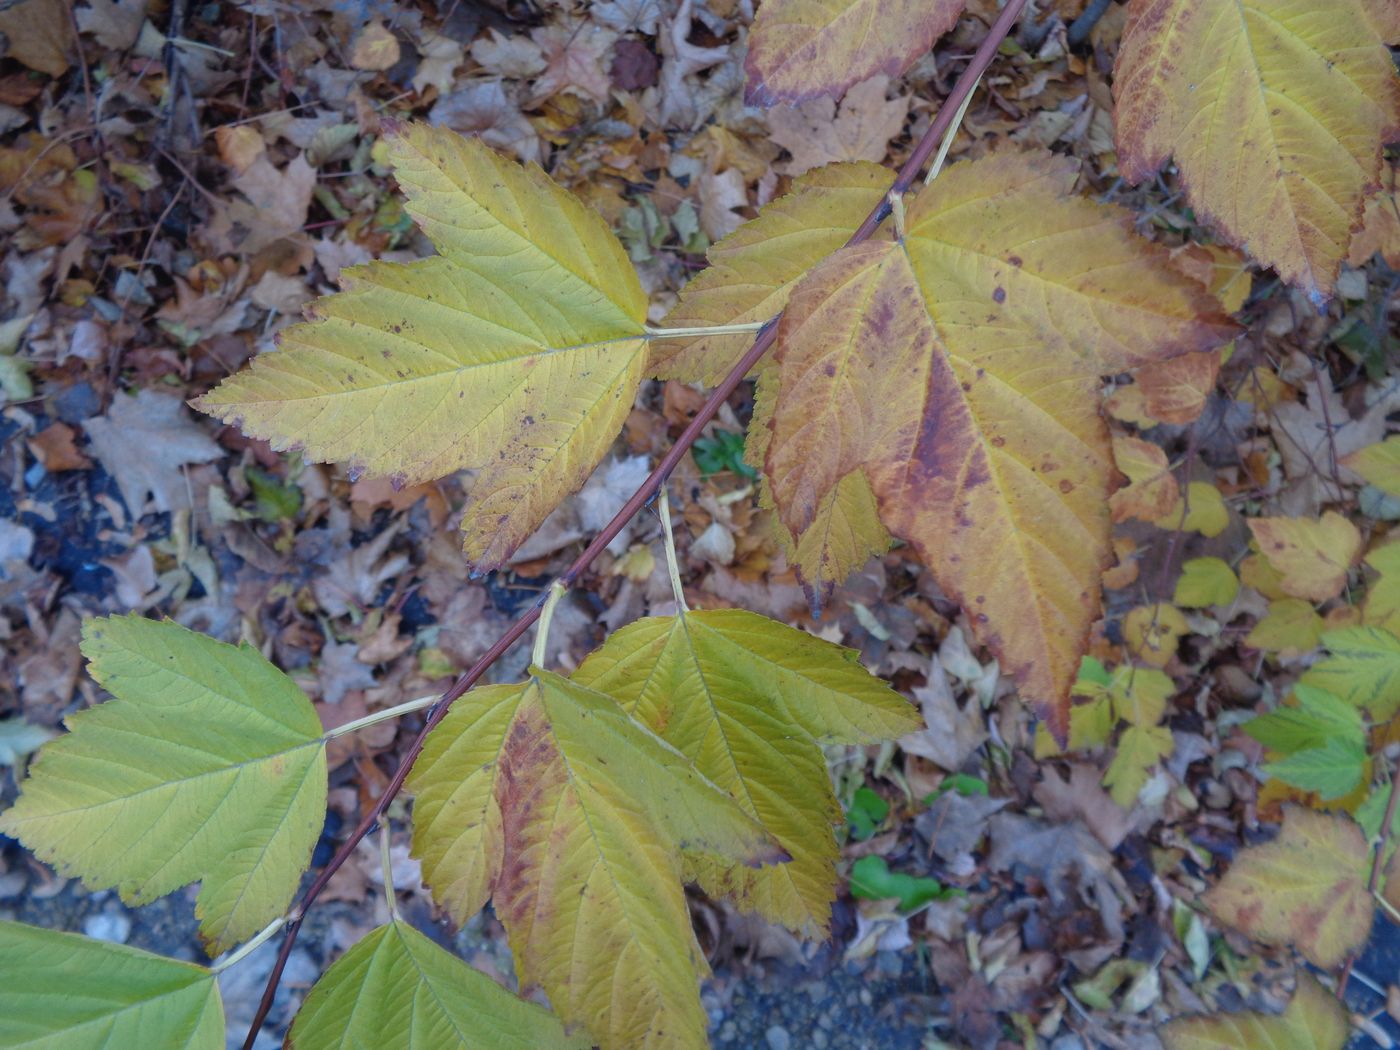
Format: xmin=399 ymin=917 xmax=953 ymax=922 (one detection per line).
xmin=2 ymin=0 xmax=1400 ymax=1048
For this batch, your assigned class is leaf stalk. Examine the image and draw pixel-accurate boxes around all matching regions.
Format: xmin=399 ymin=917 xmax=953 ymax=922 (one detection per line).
xmin=321 ymin=694 xmax=438 ymax=740
xmin=658 ymin=485 xmax=690 ymax=612
xmin=210 ymin=916 xmax=286 ymax=975
xmin=643 ymin=321 xmax=768 ymax=339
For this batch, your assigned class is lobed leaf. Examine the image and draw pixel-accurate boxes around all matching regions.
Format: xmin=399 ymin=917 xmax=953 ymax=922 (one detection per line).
xmin=0 ymin=920 xmax=223 ymax=1050
xmin=649 ymin=161 xmax=891 ymax=386
xmin=572 ymin=608 xmax=918 ymax=935
xmin=1161 ymin=972 xmax=1346 ymax=1050
xmin=744 ymin=0 xmax=965 ymax=106
xmin=1173 ymin=557 xmax=1239 ymax=609
xmin=408 ymin=670 xmax=781 ymax=1049
xmin=287 ymin=920 xmax=587 ymax=1050
xmin=1301 ymin=626 xmax=1400 ymax=720
xmin=0 ymin=616 xmax=327 ymax=953
xmin=1113 ymin=0 xmax=1400 ymax=301
xmin=757 ymin=148 xmax=1236 ymax=735
xmin=1203 ymin=806 xmax=1372 ymax=968
xmin=1247 ymin=511 xmax=1360 ymax=603
xmin=195 ymin=124 xmax=649 ymax=569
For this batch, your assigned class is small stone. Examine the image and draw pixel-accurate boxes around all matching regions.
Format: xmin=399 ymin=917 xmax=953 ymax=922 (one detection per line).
xmin=765 ymin=1025 xmax=790 ymax=1050
xmin=83 ymin=907 xmax=131 ymax=944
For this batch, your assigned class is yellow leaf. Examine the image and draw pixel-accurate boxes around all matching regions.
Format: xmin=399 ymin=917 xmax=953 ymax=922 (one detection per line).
xmin=650 ymin=162 xmax=890 ymax=385
xmin=1204 ymin=807 xmax=1372 ymax=968
xmin=1110 ymin=436 xmax=1179 ymax=523
xmin=1363 ymin=541 xmax=1400 ymax=635
xmin=1248 ymin=511 xmax=1361 ymax=603
xmin=1349 ymin=183 xmax=1400 ymax=268
xmin=757 ymin=148 xmax=1235 ymax=736
xmin=196 ymin=124 xmax=648 ymax=570
xmin=1123 ymin=604 xmax=1190 ymax=668
xmin=1153 ymin=481 xmax=1229 ymax=537
xmin=1135 ymin=349 xmax=1221 ymax=425
xmin=0 ymin=616 xmax=327 ymax=953
xmin=1246 ymin=598 xmax=1324 ymax=656
xmin=1240 ymin=550 xmax=1290 ymax=601
xmin=1344 ymin=435 xmax=1400 ymax=497
xmin=572 ymin=609 xmax=917 ymax=936
xmin=408 ymin=670 xmax=780 ymax=1049
xmin=1161 ymin=972 xmax=1347 ymax=1050
xmin=1104 ymin=723 xmax=1172 ymax=809
xmin=1114 ymin=0 xmax=1400 ymax=300
xmin=744 ymin=0 xmax=964 ymax=106
xmin=350 ymin=20 xmax=400 ymax=71
xmin=1108 ymin=665 xmax=1175 ymax=727
xmin=1035 ymin=693 xmax=1115 ymax=758
xmin=1174 ymin=556 xmax=1240 ymax=608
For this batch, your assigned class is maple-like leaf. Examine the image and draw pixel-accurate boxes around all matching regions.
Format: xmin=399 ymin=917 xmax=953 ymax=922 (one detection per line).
xmin=0 ymin=920 xmax=225 ymax=1049
xmin=196 ymin=123 xmax=649 ymax=570
xmin=744 ymin=0 xmax=964 ymax=106
xmin=571 ymin=609 xmax=918 ymax=936
xmin=1247 ymin=512 xmax=1361 ymax=603
xmin=756 ymin=148 xmax=1236 ymax=735
xmin=0 ymin=616 xmax=328 ymax=953
xmin=287 ymin=920 xmax=588 ymax=1050
xmin=1113 ymin=0 xmax=1400 ymax=301
xmin=83 ymin=389 xmax=223 ymax=516
xmin=650 ymin=161 xmax=891 ymax=385
xmin=408 ymin=669 xmax=781 ymax=1049
xmin=1204 ymin=806 xmax=1372 ymax=968
xmin=1161 ymin=972 xmax=1346 ymax=1050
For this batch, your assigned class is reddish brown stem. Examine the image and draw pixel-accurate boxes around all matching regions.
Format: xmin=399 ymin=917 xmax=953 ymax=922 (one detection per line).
xmin=239 ymin=3 xmax=1026 ymax=1043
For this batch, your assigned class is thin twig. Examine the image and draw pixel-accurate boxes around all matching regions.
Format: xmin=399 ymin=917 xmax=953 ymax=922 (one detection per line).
xmin=236 ymin=5 xmax=1027 ymax=1043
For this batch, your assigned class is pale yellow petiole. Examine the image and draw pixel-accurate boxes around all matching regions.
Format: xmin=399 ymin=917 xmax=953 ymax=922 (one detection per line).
xmin=321 ymin=694 xmax=438 ymax=740
xmin=532 ymin=580 xmax=568 ymax=668
xmin=658 ymin=485 xmax=689 ymax=612
xmin=924 ymin=74 xmax=982 ymax=186
xmin=644 ymin=321 xmax=768 ymax=340
xmin=210 ymin=916 xmax=287 ymax=974
xmin=379 ymin=824 xmax=401 ymax=921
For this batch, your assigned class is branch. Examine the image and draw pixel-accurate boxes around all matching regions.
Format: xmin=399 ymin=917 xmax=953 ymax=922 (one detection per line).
xmin=238 ymin=3 xmax=1027 ymax=1042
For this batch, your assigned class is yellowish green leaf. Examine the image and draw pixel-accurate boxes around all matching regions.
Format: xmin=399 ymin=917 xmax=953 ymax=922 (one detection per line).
xmin=1153 ymin=481 xmax=1229 ymax=537
xmin=1123 ymin=604 xmax=1190 ymax=668
xmin=1245 ymin=598 xmax=1324 ymax=656
xmin=744 ymin=0 xmax=965 ymax=106
xmin=1203 ymin=807 xmax=1372 ymax=968
xmin=1114 ymin=0 xmax=1400 ymax=300
xmin=650 ymin=162 xmax=890 ymax=385
xmin=408 ymin=670 xmax=781 ymax=1049
xmin=1107 ymin=665 xmax=1175 ymax=727
xmin=0 ymin=920 xmax=224 ymax=1050
xmin=1248 ymin=511 xmax=1361 ymax=603
xmin=195 ymin=123 xmax=648 ymax=569
xmin=1262 ymin=736 xmax=1367 ymax=801
xmin=1301 ymin=626 xmax=1400 ymax=719
xmin=757 ymin=148 xmax=1236 ymax=736
xmin=1245 ymin=684 xmax=1366 ymax=754
xmin=1161 ymin=972 xmax=1346 ymax=1050
xmin=1174 ymin=557 xmax=1239 ymax=608
xmin=1344 ymin=436 xmax=1400 ymax=497
xmin=1364 ymin=541 xmax=1400 ymax=635
xmin=0 ymin=616 xmax=327 ymax=953
xmin=572 ymin=608 xmax=918 ymax=936
xmin=287 ymin=920 xmax=588 ymax=1050
xmin=1104 ymin=723 xmax=1172 ymax=808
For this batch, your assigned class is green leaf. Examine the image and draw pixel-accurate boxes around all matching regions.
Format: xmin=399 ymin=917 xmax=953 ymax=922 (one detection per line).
xmin=848 ymin=855 xmax=949 ymax=911
xmin=693 ymin=430 xmax=757 ymax=479
xmin=1302 ymin=626 xmax=1400 ymax=718
xmin=1075 ymin=655 xmax=1113 ymax=689
xmin=1356 ymin=783 xmax=1400 ymax=841
xmin=1244 ymin=684 xmax=1365 ymax=754
xmin=571 ymin=608 xmax=919 ymax=936
xmin=288 ymin=920 xmax=588 ymax=1050
xmin=0 ymin=616 xmax=328 ymax=952
xmin=927 ymin=773 xmax=989 ymax=799
xmin=846 ymin=786 xmax=889 ymax=840
xmin=195 ymin=124 xmax=649 ymax=570
xmin=245 ymin=466 xmax=302 ymax=522
xmin=0 ymin=920 xmax=223 ymax=1049
xmin=1262 ymin=736 xmax=1368 ymax=801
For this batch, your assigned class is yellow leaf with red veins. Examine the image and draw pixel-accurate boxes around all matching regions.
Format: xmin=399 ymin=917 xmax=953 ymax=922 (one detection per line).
xmin=756 ymin=148 xmax=1236 ymax=737
xmin=1161 ymin=972 xmax=1347 ymax=1050
xmin=1109 ymin=436 xmax=1178 ymax=523
xmin=408 ymin=671 xmax=781 ymax=1050
xmin=650 ymin=162 xmax=891 ymax=386
xmin=1113 ymin=0 xmax=1400 ymax=301
xmin=1204 ymin=807 xmax=1372 ymax=968
xmin=744 ymin=0 xmax=965 ymax=106
xmin=1248 ymin=511 xmax=1361 ymax=602
xmin=195 ymin=124 xmax=648 ymax=571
